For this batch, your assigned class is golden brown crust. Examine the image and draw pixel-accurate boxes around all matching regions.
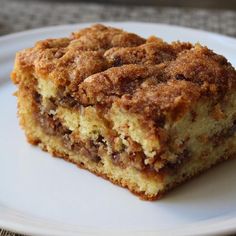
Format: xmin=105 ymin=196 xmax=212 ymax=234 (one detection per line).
xmin=70 ymin=24 xmax=145 ymax=49
xmin=104 ymin=40 xmax=192 ymax=66
xmin=13 ymin=24 xmax=236 ymax=115
xmin=78 ymin=64 xmax=167 ymax=105
xmin=116 ymin=79 xmax=201 ymax=121
xmin=11 ymin=25 xmax=191 ymax=88
xmin=12 ymin=24 xmax=236 ymax=92
xmin=79 ymin=44 xmax=236 ymax=105
xmin=165 ymin=44 xmax=236 ymax=97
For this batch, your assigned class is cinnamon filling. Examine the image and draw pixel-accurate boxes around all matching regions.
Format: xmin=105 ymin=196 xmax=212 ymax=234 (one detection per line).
xmin=212 ymin=121 xmax=236 ymax=147
xmin=32 ymin=91 xmax=236 ymax=175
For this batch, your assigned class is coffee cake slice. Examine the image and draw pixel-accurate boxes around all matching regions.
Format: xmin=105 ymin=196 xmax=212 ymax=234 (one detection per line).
xmin=11 ymin=24 xmax=236 ymax=200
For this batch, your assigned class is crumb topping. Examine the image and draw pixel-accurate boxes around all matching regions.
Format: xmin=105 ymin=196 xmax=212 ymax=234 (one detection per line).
xmin=12 ymin=24 xmax=236 ymax=122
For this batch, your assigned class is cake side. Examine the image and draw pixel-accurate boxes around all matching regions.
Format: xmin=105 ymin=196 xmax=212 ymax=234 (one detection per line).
xmin=14 ymin=79 xmax=236 ymax=199
xmin=11 ymin=24 xmax=236 ymax=200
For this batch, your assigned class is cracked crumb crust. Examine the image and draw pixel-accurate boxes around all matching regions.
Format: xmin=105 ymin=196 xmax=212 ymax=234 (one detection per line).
xmin=12 ymin=24 xmax=236 ymax=123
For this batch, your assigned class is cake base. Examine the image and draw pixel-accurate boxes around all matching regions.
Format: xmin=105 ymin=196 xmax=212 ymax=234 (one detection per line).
xmin=17 ymin=86 xmax=236 ymax=200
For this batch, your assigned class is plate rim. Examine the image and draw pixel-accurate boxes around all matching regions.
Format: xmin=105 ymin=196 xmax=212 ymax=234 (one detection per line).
xmin=0 ymin=207 xmax=236 ymax=236
xmin=1 ymin=21 xmax=236 ymax=236
xmin=1 ymin=21 xmax=236 ymax=44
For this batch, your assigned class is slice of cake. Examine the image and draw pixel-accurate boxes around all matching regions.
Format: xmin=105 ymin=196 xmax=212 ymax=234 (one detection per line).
xmin=11 ymin=24 xmax=236 ymax=200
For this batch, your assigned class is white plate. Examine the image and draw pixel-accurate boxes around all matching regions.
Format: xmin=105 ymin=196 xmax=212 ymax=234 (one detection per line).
xmin=0 ymin=22 xmax=236 ymax=236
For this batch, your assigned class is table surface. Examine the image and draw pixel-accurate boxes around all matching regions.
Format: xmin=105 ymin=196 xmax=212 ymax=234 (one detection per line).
xmin=1 ymin=0 xmax=236 ymax=235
